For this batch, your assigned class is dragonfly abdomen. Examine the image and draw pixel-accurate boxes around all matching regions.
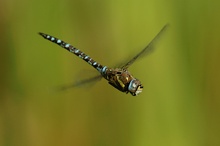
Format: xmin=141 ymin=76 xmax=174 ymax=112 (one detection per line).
xmin=39 ymin=32 xmax=107 ymax=74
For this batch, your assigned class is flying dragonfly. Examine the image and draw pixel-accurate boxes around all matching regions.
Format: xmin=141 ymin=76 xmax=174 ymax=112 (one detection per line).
xmin=39 ymin=24 xmax=168 ymax=96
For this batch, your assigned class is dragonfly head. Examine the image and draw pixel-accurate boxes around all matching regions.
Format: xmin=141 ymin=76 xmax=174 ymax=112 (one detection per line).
xmin=128 ymin=79 xmax=143 ymax=96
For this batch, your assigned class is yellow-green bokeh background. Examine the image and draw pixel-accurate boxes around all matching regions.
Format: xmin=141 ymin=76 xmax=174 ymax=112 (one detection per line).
xmin=1 ymin=0 xmax=220 ymax=146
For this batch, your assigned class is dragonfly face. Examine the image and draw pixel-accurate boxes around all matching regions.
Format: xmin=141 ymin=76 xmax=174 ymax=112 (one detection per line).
xmin=128 ymin=79 xmax=143 ymax=96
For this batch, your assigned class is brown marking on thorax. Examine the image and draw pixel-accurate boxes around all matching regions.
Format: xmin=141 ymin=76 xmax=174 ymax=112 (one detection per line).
xmin=103 ymin=68 xmax=135 ymax=93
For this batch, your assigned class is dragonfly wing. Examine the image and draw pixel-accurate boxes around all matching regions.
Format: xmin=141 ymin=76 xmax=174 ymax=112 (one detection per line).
xmin=57 ymin=75 xmax=103 ymax=91
xmin=121 ymin=24 xmax=169 ymax=69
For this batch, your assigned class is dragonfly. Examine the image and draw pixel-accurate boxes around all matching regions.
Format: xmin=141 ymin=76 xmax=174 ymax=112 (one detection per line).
xmin=39 ymin=24 xmax=168 ymax=96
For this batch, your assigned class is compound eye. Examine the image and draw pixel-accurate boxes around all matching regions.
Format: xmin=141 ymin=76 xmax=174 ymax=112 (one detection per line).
xmin=132 ymin=82 xmax=137 ymax=88
xmin=128 ymin=79 xmax=143 ymax=96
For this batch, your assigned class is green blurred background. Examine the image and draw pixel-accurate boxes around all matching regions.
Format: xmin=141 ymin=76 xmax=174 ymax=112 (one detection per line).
xmin=0 ymin=0 xmax=220 ymax=146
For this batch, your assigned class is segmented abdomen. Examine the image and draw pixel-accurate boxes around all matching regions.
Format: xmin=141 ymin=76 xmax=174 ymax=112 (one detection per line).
xmin=39 ymin=32 xmax=106 ymax=74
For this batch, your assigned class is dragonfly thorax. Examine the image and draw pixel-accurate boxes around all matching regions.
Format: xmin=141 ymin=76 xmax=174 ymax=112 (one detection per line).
xmin=103 ymin=68 xmax=143 ymax=96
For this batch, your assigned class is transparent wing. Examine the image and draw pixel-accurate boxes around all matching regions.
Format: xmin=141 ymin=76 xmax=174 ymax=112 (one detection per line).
xmin=121 ymin=24 xmax=169 ymax=69
xmin=57 ymin=75 xmax=102 ymax=91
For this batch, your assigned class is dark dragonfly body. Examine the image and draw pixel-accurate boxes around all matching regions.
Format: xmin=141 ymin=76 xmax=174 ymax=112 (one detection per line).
xmin=39 ymin=24 xmax=167 ymax=96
